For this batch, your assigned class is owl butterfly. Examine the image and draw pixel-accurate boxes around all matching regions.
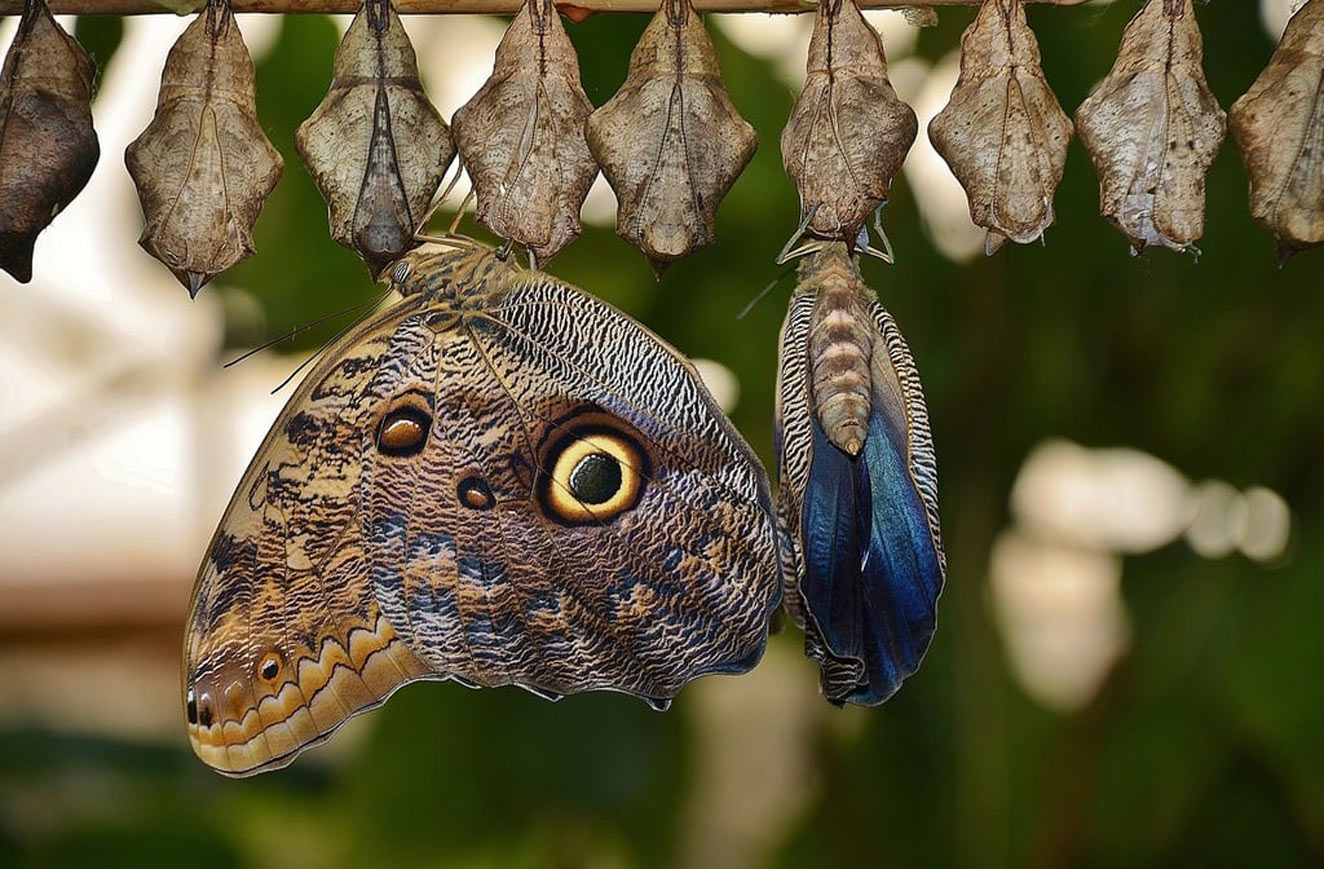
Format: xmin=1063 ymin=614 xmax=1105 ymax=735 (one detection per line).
xmin=775 ymin=242 xmax=944 ymax=705
xmin=185 ymin=240 xmax=782 ymax=776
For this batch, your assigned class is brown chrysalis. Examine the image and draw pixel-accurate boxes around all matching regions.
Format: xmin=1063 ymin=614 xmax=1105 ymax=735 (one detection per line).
xmin=125 ymin=0 xmax=284 ymax=297
xmin=451 ymin=0 xmax=598 ymax=267
xmin=1229 ymin=0 xmax=1324 ymax=259
xmin=586 ymin=0 xmax=756 ymax=271
xmin=296 ymin=0 xmax=454 ymax=275
xmin=1076 ymin=0 xmax=1226 ymax=254
xmin=780 ymin=0 xmax=916 ymax=247
xmin=0 ymin=0 xmax=99 ymax=283
xmin=928 ymin=0 xmax=1073 ymax=255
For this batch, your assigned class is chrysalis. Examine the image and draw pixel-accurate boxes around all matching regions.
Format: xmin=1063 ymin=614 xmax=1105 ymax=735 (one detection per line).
xmin=586 ymin=0 xmax=756 ymax=271
xmin=928 ymin=0 xmax=1073 ymax=255
xmin=775 ymin=242 xmax=945 ymax=706
xmin=296 ymin=0 xmax=454 ymax=275
xmin=1229 ymin=0 xmax=1324 ymax=259
xmin=125 ymin=0 xmax=284 ymax=297
xmin=780 ymin=0 xmax=916 ymax=245
xmin=451 ymin=0 xmax=598 ymax=267
xmin=1075 ymin=0 xmax=1226 ymax=254
xmin=0 ymin=0 xmax=99 ymax=283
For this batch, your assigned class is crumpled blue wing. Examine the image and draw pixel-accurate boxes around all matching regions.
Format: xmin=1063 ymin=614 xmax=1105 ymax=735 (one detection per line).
xmin=797 ymin=300 xmax=944 ymax=705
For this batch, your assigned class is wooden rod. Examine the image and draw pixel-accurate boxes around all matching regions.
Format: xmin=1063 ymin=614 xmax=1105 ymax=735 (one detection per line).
xmin=0 ymin=0 xmax=1089 ymax=17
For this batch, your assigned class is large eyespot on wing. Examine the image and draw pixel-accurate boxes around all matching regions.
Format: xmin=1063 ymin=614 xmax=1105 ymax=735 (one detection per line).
xmin=363 ymin=275 xmax=783 ymax=705
xmin=183 ymin=301 xmax=437 ymax=776
xmin=537 ymin=413 xmax=650 ymax=525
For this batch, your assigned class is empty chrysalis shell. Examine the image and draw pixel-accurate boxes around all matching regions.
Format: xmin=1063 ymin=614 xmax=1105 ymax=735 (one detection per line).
xmin=0 ymin=0 xmax=99 ymax=283
xmin=928 ymin=0 xmax=1073 ymax=255
xmin=1075 ymin=0 xmax=1226 ymax=254
xmin=451 ymin=0 xmax=599 ymax=267
xmin=125 ymin=0 xmax=284 ymax=297
xmin=1229 ymin=0 xmax=1324 ymax=259
xmin=296 ymin=0 xmax=454 ymax=275
xmin=780 ymin=0 xmax=916 ymax=243
xmin=586 ymin=0 xmax=757 ymax=271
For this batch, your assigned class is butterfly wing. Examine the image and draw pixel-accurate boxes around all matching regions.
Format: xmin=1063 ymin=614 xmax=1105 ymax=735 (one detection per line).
xmin=185 ymin=297 xmax=440 ymax=776
xmin=186 ymin=259 xmax=781 ymax=776
xmin=369 ymin=272 xmax=781 ymax=703
xmin=776 ymin=290 xmax=945 ymax=705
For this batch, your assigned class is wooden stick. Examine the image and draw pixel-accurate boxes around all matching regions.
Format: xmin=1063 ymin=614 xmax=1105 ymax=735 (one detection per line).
xmin=0 ymin=0 xmax=1089 ymax=17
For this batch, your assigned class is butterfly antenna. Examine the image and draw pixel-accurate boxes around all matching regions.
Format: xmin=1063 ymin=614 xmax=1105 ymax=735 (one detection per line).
xmin=268 ymin=299 xmax=383 ymax=395
xmin=737 ymin=264 xmax=796 ymax=320
xmin=223 ymin=289 xmax=389 ymax=370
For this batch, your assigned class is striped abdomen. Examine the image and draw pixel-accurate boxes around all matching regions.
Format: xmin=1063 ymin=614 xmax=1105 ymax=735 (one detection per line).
xmin=800 ymin=243 xmax=873 ymax=456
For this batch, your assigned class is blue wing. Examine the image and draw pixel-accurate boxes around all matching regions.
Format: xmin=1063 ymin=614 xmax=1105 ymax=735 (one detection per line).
xmin=798 ymin=311 xmax=944 ymax=705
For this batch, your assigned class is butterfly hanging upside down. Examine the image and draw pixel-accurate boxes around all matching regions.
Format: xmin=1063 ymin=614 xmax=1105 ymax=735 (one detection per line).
xmin=775 ymin=241 xmax=946 ymax=706
xmin=184 ymin=240 xmax=782 ymax=776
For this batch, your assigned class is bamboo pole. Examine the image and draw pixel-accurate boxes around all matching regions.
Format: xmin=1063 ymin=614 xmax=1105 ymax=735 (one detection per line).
xmin=0 ymin=0 xmax=1089 ymax=16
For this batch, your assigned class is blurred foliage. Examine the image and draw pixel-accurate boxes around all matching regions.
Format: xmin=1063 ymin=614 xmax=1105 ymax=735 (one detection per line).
xmin=4 ymin=2 xmax=1324 ymax=867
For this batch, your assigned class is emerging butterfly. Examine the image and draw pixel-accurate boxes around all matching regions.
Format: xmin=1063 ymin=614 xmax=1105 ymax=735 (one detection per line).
xmin=775 ymin=241 xmax=945 ymax=705
xmin=184 ymin=239 xmax=782 ymax=776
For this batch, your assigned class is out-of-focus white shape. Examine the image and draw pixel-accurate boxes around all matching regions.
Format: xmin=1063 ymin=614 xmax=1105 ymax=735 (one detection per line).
xmin=0 ymin=644 xmax=181 ymax=741
xmin=903 ymin=51 xmax=985 ymax=262
xmin=581 ymin=171 xmax=618 ymax=227
xmin=862 ymin=9 xmax=920 ymax=60
xmin=1261 ymin=0 xmax=1306 ymax=40
xmin=3 ymin=398 xmax=197 ymax=588
xmin=1185 ymin=479 xmax=1246 ymax=559
xmin=989 ymin=530 xmax=1131 ymax=712
xmin=234 ymin=13 xmax=281 ymax=61
xmin=0 ymin=18 xmax=292 ymax=626
xmin=713 ymin=9 xmax=918 ymax=91
xmin=408 ymin=15 xmax=511 ymax=216
xmin=1240 ymin=486 xmax=1292 ymax=563
xmin=1011 ymin=439 xmax=1193 ymax=554
xmin=887 ymin=55 xmax=929 ymax=108
xmin=712 ymin=13 xmax=811 ymax=87
xmin=680 ymin=640 xmax=821 ymax=868
xmin=692 ymin=358 xmax=740 ymax=414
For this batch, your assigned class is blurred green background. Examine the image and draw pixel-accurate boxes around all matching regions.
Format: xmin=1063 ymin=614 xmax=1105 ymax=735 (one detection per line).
xmin=3 ymin=2 xmax=1323 ymax=867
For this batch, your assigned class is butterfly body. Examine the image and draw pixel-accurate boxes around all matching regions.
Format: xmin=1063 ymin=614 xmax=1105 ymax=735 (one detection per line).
xmin=802 ymin=247 xmax=874 ymax=457
xmin=186 ymin=242 xmax=781 ymax=776
xmin=776 ymin=243 xmax=944 ymax=705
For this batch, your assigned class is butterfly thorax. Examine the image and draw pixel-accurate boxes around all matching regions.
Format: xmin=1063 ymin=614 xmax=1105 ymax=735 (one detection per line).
xmin=389 ymin=242 xmax=520 ymax=312
xmin=797 ymin=242 xmax=873 ymax=457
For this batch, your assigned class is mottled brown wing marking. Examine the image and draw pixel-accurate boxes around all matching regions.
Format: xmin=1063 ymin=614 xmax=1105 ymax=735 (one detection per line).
xmin=185 ymin=300 xmax=434 ymax=776
xmin=440 ymin=324 xmax=661 ymax=690
xmin=472 ymin=309 xmax=768 ymax=579
xmin=463 ymin=324 xmax=741 ymax=688
xmin=472 ymin=300 xmax=762 ymax=512
xmin=467 ymin=281 xmax=778 ymax=651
